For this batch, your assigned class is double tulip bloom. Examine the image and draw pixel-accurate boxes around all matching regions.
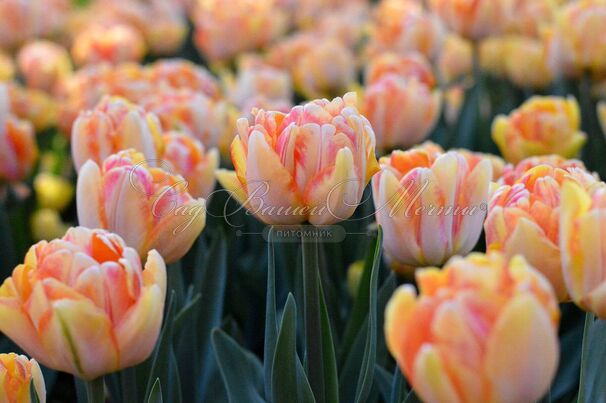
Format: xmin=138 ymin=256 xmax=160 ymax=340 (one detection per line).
xmin=0 ymin=353 xmax=45 ymax=403
xmin=485 ymin=163 xmax=602 ymax=300
xmin=71 ymin=96 xmax=163 ymax=172
xmin=0 ymin=86 xmax=38 ymax=184
xmin=560 ymin=182 xmax=606 ymax=318
xmin=0 ymin=227 xmax=166 ymax=380
xmin=492 ymin=96 xmax=587 ymax=164
xmin=217 ymin=93 xmax=379 ymax=225
xmin=71 ymin=23 xmax=146 ymax=66
xmin=363 ymin=53 xmax=442 ymax=151
xmin=77 ymin=149 xmax=206 ymax=263
xmin=372 ymin=143 xmax=492 ymax=273
xmin=385 ymin=252 xmax=560 ymax=403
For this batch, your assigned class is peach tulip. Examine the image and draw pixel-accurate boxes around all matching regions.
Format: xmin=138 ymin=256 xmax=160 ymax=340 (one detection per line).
xmin=485 ymin=164 xmax=602 ymax=300
xmin=363 ymin=74 xmax=442 ymax=151
xmin=364 ymin=52 xmax=436 ymax=87
xmin=71 ymin=23 xmax=146 ymax=66
xmin=437 ymin=34 xmax=473 ymax=83
xmin=162 ymin=132 xmax=219 ymax=199
xmin=71 ymin=96 xmax=162 ymax=172
xmin=503 ymin=36 xmax=553 ymax=89
xmin=146 ymin=59 xmax=220 ymax=100
xmin=492 ymin=96 xmax=586 ymax=164
xmin=554 ymin=0 xmax=606 ymax=75
xmin=216 ymin=92 xmax=379 ymax=225
xmin=0 ymin=227 xmax=166 ymax=380
xmin=0 ymin=353 xmax=46 ymax=403
xmin=479 ymin=37 xmax=507 ymax=77
xmin=505 ymin=0 xmax=558 ymax=38
xmin=366 ymin=0 xmax=445 ymax=60
xmin=142 ymin=89 xmax=229 ymax=148
xmin=7 ymin=84 xmax=58 ymax=132
xmin=560 ymin=181 xmax=606 ymax=317
xmin=0 ymin=86 xmax=38 ymax=184
xmin=429 ymin=0 xmax=512 ymax=41
xmin=77 ymin=149 xmax=206 ymax=263
xmin=17 ymin=40 xmax=72 ymax=93
xmin=499 ymin=155 xmax=588 ymax=186
xmin=372 ymin=144 xmax=492 ymax=273
xmin=193 ymin=0 xmax=289 ymax=63
xmin=385 ymin=252 xmax=560 ymax=403
xmin=293 ymin=39 xmax=356 ymax=100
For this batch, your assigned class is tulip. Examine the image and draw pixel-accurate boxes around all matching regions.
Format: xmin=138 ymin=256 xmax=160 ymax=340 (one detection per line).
xmin=0 ymin=86 xmax=38 ymax=184
xmin=505 ymin=0 xmax=557 ymax=38
xmin=146 ymin=59 xmax=220 ymax=100
xmin=71 ymin=23 xmax=146 ymax=66
xmin=7 ymin=84 xmax=58 ymax=132
xmin=485 ymin=164 xmax=602 ymax=300
xmin=71 ymin=96 xmax=162 ymax=172
xmin=312 ymin=2 xmax=369 ymax=48
xmin=141 ymin=89 xmax=229 ymax=148
xmin=385 ymin=252 xmax=560 ymax=403
xmin=366 ymin=0 xmax=445 ymax=60
xmin=216 ymin=92 xmax=379 ymax=225
xmin=34 ymin=173 xmax=74 ymax=212
xmin=429 ymin=0 xmax=512 ymax=41
xmin=31 ymin=208 xmax=68 ymax=242
xmin=554 ymin=0 xmax=606 ymax=75
xmin=452 ymin=148 xmax=506 ymax=181
xmin=17 ymin=40 xmax=72 ymax=93
xmin=362 ymin=74 xmax=442 ymax=151
xmin=0 ymin=51 xmax=15 ymax=81
xmin=479 ymin=37 xmax=507 ymax=77
xmin=0 ymin=227 xmax=166 ymax=380
xmin=492 ymin=96 xmax=587 ymax=164
xmin=0 ymin=353 xmax=46 ymax=403
xmin=503 ymin=36 xmax=553 ymax=89
xmin=162 ymin=132 xmax=220 ymax=199
xmin=193 ymin=0 xmax=289 ymax=63
xmin=77 ymin=149 xmax=206 ymax=263
xmin=372 ymin=145 xmax=492 ymax=273
xmin=264 ymin=32 xmax=317 ymax=73
xmin=437 ymin=34 xmax=472 ymax=83
xmin=499 ymin=155 xmax=588 ymax=186
xmin=560 ymin=181 xmax=606 ymax=317
xmin=364 ymin=52 xmax=436 ymax=87
xmin=293 ymin=39 xmax=356 ymax=100
xmin=143 ymin=1 xmax=188 ymax=55
xmin=226 ymin=55 xmax=292 ymax=111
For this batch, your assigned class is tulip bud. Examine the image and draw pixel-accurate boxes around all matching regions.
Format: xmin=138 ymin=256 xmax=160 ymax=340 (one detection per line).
xmin=71 ymin=24 xmax=146 ymax=66
xmin=71 ymin=96 xmax=162 ymax=172
xmin=0 ymin=227 xmax=167 ymax=380
xmin=77 ymin=149 xmax=206 ymax=263
xmin=437 ymin=34 xmax=473 ymax=83
xmin=162 ymin=132 xmax=219 ymax=199
xmin=364 ymin=52 xmax=436 ymax=87
xmin=347 ymin=260 xmax=364 ymax=298
xmin=216 ymin=92 xmax=379 ymax=225
xmin=485 ymin=164 xmax=602 ymax=300
xmin=17 ymin=40 xmax=72 ymax=93
xmin=372 ymin=144 xmax=492 ymax=273
xmin=503 ymin=36 xmax=553 ymax=89
xmin=0 ymin=353 xmax=46 ymax=403
xmin=385 ymin=252 xmax=560 ymax=403
xmin=492 ymin=96 xmax=587 ymax=164
xmin=560 ymin=181 xmax=606 ymax=318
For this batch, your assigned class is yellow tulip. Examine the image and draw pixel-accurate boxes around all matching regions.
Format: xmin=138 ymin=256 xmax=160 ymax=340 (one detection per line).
xmin=0 ymin=353 xmax=46 ymax=403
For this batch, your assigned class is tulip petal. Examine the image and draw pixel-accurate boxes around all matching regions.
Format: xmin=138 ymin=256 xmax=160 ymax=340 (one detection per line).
xmin=215 ymin=169 xmax=248 ymax=206
xmin=412 ymin=344 xmax=462 ymax=403
xmin=384 ymin=285 xmax=417 ymax=366
xmin=485 ymin=294 xmax=558 ymax=403
xmin=30 ymin=359 xmax=47 ymax=403
xmin=76 ymin=160 xmax=104 ymax=229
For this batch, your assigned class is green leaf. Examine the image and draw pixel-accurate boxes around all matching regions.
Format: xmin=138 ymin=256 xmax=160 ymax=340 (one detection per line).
xmin=147 ymin=379 xmax=163 ymax=403
xmin=319 ymin=280 xmax=339 ymax=403
xmin=295 ymin=356 xmax=316 ymax=403
xmin=272 ymin=294 xmax=310 ymax=403
xmin=264 ymin=227 xmax=278 ymax=403
xmin=353 ymin=227 xmax=383 ymax=403
xmin=390 ymin=366 xmax=407 ymax=403
xmin=577 ymin=316 xmax=606 ymax=403
xmin=145 ymin=291 xmax=181 ymax=403
xmin=212 ymin=328 xmax=265 ymax=403
xmin=402 ymin=390 xmax=422 ymax=403
xmin=374 ymin=365 xmax=392 ymax=402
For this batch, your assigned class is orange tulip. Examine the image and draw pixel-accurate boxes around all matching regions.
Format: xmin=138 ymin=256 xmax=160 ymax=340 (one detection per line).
xmin=17 ymin=40 xmax=72 ymax=93
xmin=385 ymin=252 xmax=560 ymax=403
xmin=0 ymin=227 xmax=166 ymax=380
xmin=0 ymin=353 xmax=46 ymax=403
xmin=71 ymin=23 xmax=146 ymax=66
xmin=429 ymin=0 xmax=512 ymax=40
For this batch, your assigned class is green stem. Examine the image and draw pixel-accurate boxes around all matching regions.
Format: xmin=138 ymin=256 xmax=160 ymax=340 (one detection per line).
xmin=85 ymin=377 xmax=105 ymax=403
xmin=578 ymin=312 xmax=595 ymax=403
xmin=302 ymin=232 xmax=325 ymax=403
